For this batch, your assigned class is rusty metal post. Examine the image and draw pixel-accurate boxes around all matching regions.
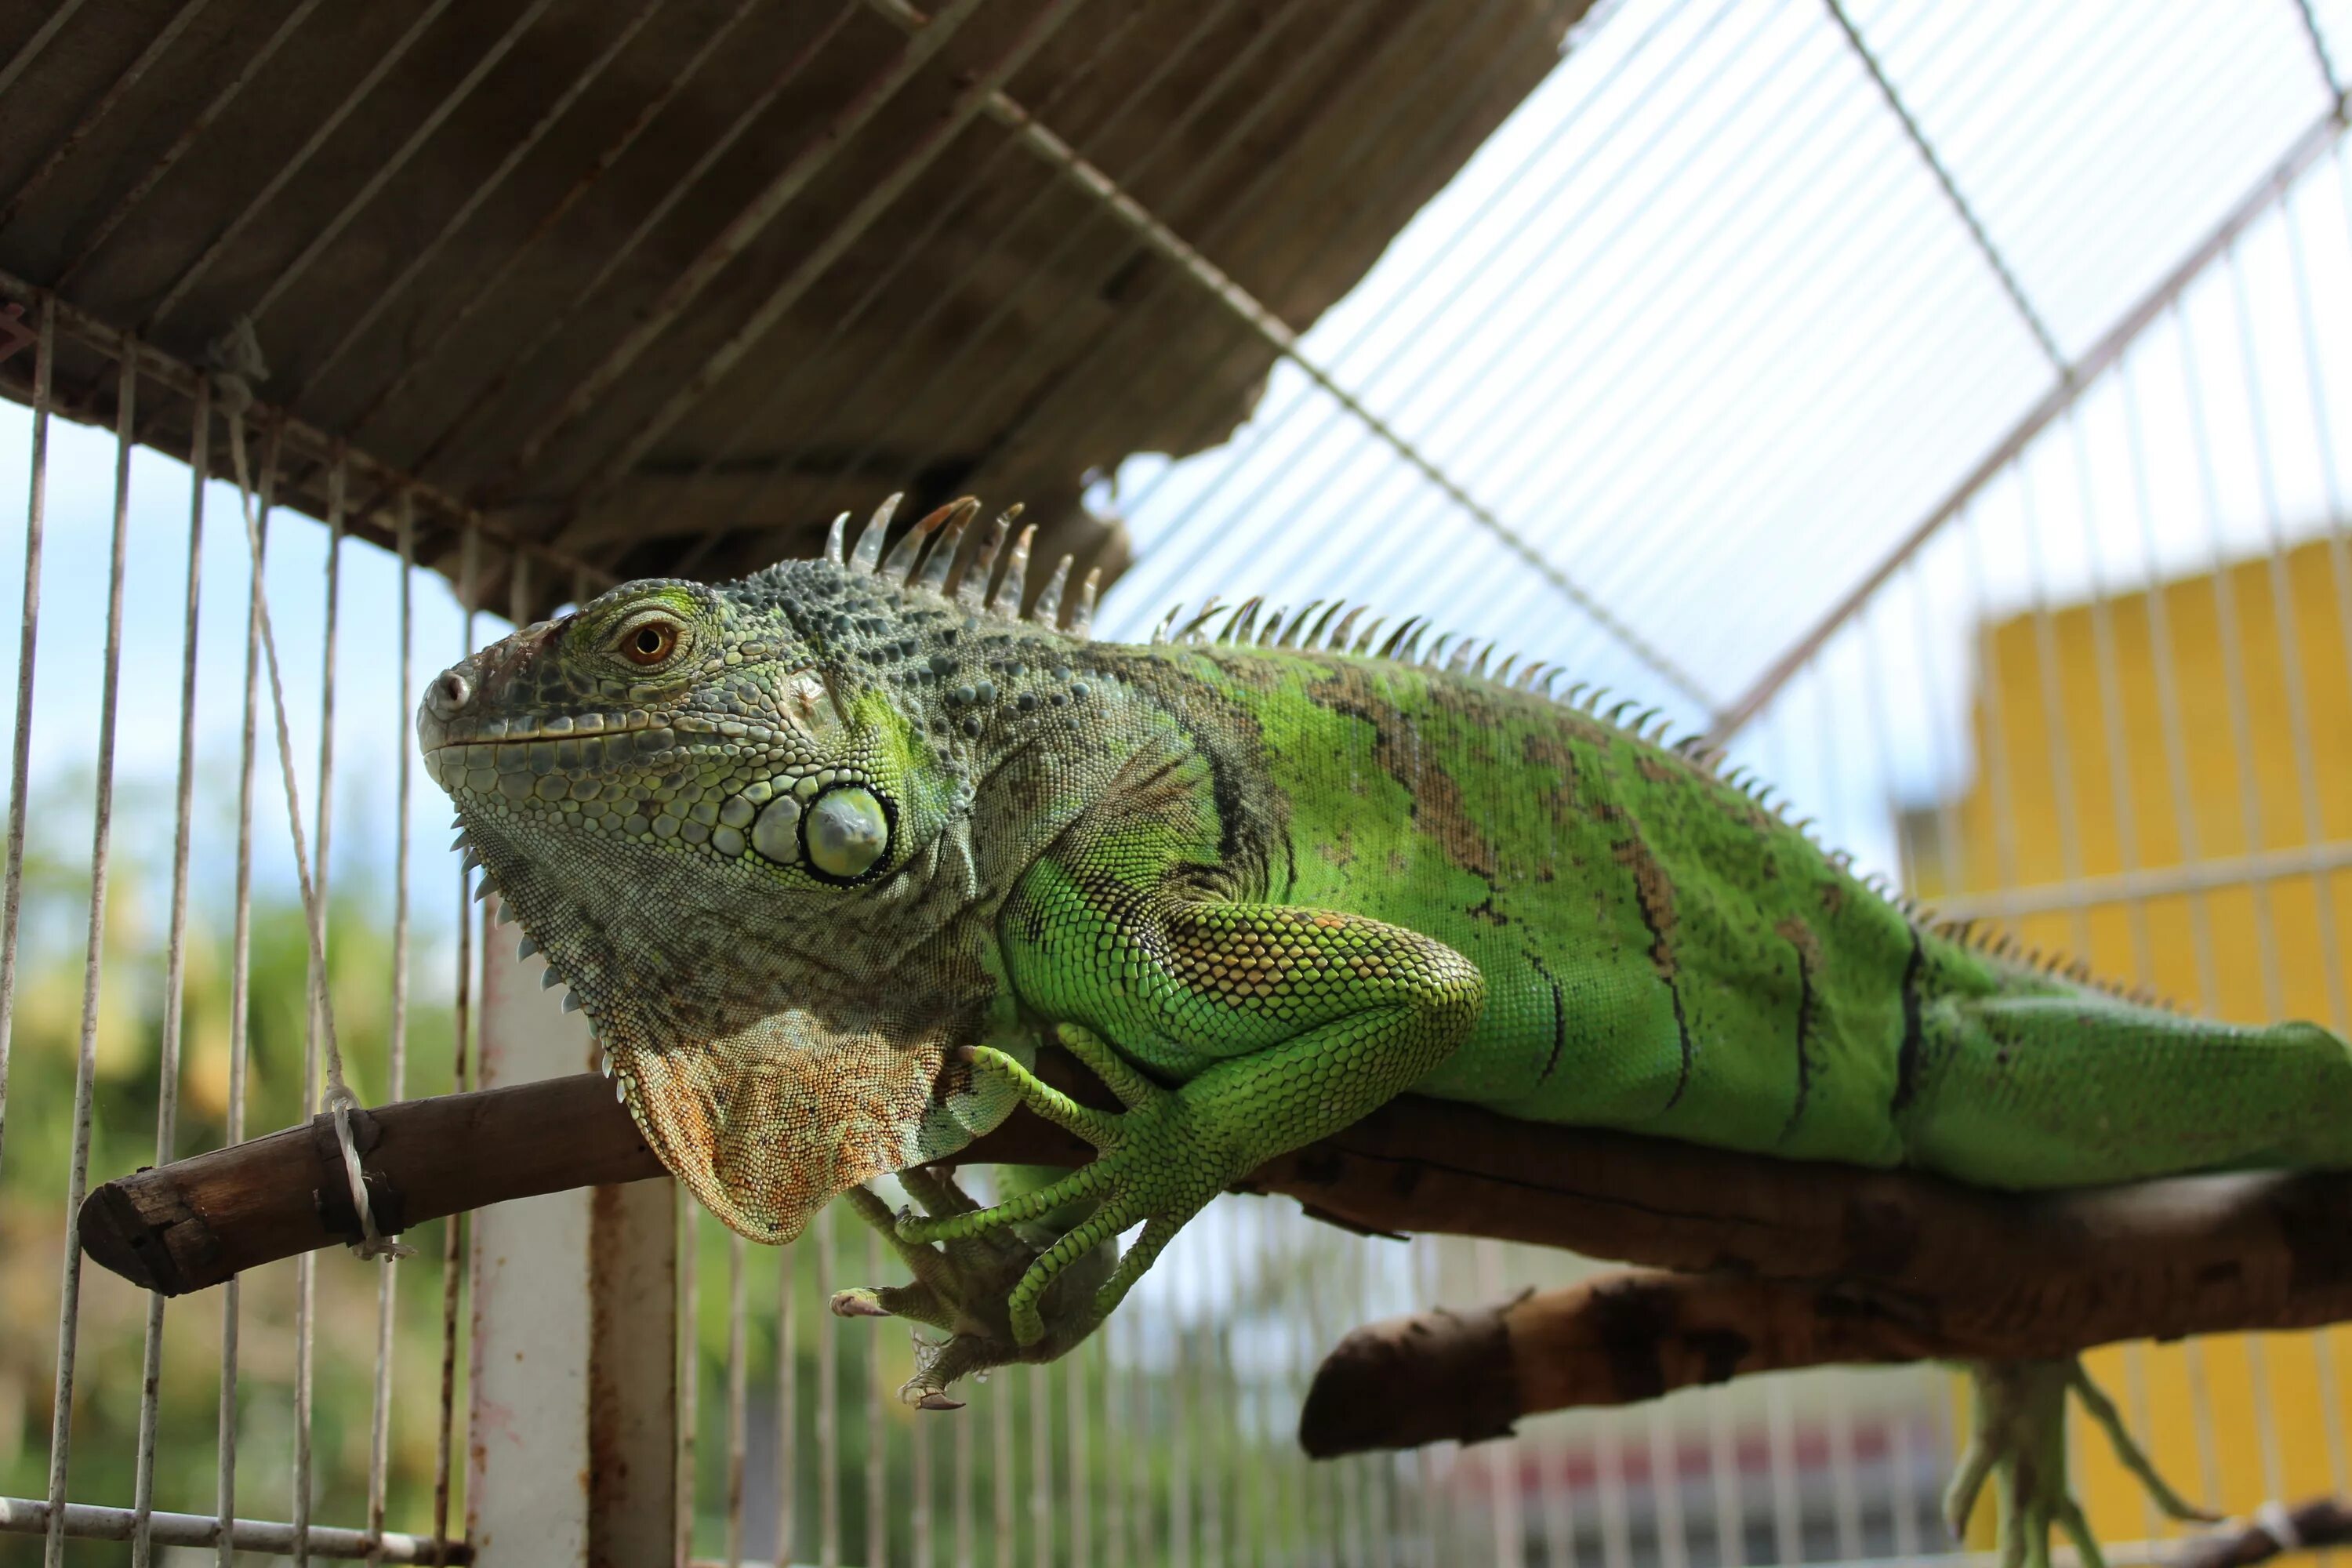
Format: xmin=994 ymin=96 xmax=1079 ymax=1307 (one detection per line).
xmin=469 ymin=895 xmax=679 ymax=1566
xmin=588 ymin=1172 xmax=680 ymax=1566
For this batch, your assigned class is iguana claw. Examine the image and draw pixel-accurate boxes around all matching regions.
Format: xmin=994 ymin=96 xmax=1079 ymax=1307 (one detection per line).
xmin=1951 ymin=1359 xmax=2216 ymax=1568
xmin=833 ymin=1165 xmax=1115 ymax=1407
xmin=893 ymin=1024 xmax=1225 ymax=1345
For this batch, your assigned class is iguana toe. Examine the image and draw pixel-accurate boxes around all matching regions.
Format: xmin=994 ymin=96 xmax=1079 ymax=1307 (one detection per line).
xmin=1953 ymin=1358 xmax=2207 ymax=1568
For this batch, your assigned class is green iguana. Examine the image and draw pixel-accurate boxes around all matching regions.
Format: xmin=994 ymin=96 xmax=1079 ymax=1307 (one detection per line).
xmin=419 ymin=495 xmax=2351 ymax=1568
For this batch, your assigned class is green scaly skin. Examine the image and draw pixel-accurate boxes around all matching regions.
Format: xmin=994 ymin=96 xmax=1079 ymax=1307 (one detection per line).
xmin=419 ymin=499 xmax=2350 ymax=1566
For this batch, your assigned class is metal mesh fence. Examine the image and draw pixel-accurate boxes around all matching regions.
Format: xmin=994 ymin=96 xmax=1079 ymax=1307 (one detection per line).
xmin=0 ymin=0 xmax=2348 ymax=1563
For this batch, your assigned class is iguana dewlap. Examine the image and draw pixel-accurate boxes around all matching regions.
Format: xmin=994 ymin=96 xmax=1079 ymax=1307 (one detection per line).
xmin=421 ymin=495 xmax=2350 ymax=1564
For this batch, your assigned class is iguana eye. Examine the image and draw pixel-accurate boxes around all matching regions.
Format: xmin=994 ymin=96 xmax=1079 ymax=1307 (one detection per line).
xmin=617 ymin=616 xmax=681 ymax=666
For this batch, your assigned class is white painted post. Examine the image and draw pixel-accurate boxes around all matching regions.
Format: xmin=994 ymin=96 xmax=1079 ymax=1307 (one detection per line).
xmin=468 ymin=898 xmax=681 ymax=1566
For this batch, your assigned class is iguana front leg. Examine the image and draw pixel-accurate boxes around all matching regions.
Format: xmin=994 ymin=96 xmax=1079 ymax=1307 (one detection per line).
xmin=898 ymin=893 xmax=1486 ymax=1356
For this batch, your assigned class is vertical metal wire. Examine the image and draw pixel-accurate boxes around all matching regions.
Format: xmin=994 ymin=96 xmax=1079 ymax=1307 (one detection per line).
xmin=913 ymin=1364 xmax=931 ymax=1568
xmin=1592 ymin=1406 xmax=1634 ymax=1568
xmin=953 ymin=1334 xmax=975 ymax=1568
xmin=42 ymin=341 xmax=136 ymax=1568
xmin=129 ymin=374 xmax=209 ymax=1566
xmin=990 ymin=1311 xmax=1014 ymax=1568
xmin=291 ymin=448 xmax=346 ymax=1567
xmin=1098 ymin=1287 xmax=1123 ymax=1568
xmin=1540 ymin=1419 xmax=1577 ymax=1568
xmin=818 ymin=1200 xmax=841 ymax=1568
xmin=367 ymin=494 xmax=417 ymax=1566
xmin=728 ymin=1230 xmax=750 ymax=1567
xmin=1063 ymin=1310 xmax=1088 ymax=1568
xmin=1820 ymin=1390 xmax=1864 ymax=1565
xmin=1472 ymin=1240 xmax=1523 ymax=1567
xmin=1029 ymin=1360 xmax=1051 ymax=1568
xmin=1407 ymin=1236 xmax=1437 ymax=1568
xmin=0 ymin=299 xmax=51 ymax=1196
xmin=1171 ymin=1267 xmax=1197 ymax=1568
xmin=777 ymin=1235 xmax=800 ymax=1568
xmin=219 ymin=416 xmax=281 ymax=1568
xmin=1704 ymin=1388 xmax=1742 ymax=1568
xmin=1762 ymin=1377 xmax=1802 ymax=1568
xmin=433 ymin=523 xmax=481 ymax=1568
xmin=867 ymin=1228 xmax=887 ymax=1568
xmin=680 ymin=1195 xmax=702 ymax=1568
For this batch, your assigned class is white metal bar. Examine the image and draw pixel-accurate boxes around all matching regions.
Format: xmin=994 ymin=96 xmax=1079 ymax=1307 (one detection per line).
xmin=130 ymin=373 xmax=209 ymax=1567
xmin=466 ymin=895 xmax=597 ymax=1566
xmin=0 ymin=1497 xmax=466 ymax=1563
xmin=43 ymin=344 xmax=137 ymax=1568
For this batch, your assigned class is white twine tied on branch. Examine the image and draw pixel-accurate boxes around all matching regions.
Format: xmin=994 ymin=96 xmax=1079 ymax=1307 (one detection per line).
xmin=207 ymin=319 xmax=412 ymax=1263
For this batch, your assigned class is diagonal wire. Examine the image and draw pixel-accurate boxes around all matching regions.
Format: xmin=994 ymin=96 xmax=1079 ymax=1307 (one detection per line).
xmin=1821 ymin=0 xmax=2066 ymax=368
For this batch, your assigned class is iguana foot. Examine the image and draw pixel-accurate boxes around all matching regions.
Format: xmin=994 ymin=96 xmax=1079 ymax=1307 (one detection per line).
xmin=829 ymin=1166 xmax=1112 ymax=1408
xmin=1948 ymin=1359 xmax=2216 ymax=1568
xmin=892 ymin=1024 xmax=1232 ymax=1345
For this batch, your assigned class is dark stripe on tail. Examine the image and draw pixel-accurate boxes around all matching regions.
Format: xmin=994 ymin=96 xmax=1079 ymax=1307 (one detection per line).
xmin=1892 ymin=927 xmax=1927 ymax=1113
xmin=1777 ymin=919 xmax=1822 ymax=1142
xmin=1531 ymin=954 xmax=1568 ymax=1085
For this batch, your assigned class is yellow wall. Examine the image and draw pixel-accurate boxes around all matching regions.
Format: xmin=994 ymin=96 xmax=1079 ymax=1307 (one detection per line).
xmin=1922 ymin=535 xmax=2352 ymax=1542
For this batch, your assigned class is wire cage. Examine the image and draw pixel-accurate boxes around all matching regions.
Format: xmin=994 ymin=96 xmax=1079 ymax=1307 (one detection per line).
xmin=0 ymin=0 xmax=2349 ymax=1564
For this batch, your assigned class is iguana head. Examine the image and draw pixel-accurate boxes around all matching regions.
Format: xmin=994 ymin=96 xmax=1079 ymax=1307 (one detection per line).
xmin=416 ymin=498 xmax=1102 ymax=1243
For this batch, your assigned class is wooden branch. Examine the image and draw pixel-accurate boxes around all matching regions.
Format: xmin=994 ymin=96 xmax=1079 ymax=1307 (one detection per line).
xmin=1300 ymin=1266 xmax=2205 ymax=1456
xmin=78 ymin=1044 xmax=2352 ymax=1407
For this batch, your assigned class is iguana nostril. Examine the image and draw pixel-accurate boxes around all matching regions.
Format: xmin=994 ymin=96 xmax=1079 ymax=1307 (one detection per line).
xmin=426 ymin=669 xmax=474 ymax=717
